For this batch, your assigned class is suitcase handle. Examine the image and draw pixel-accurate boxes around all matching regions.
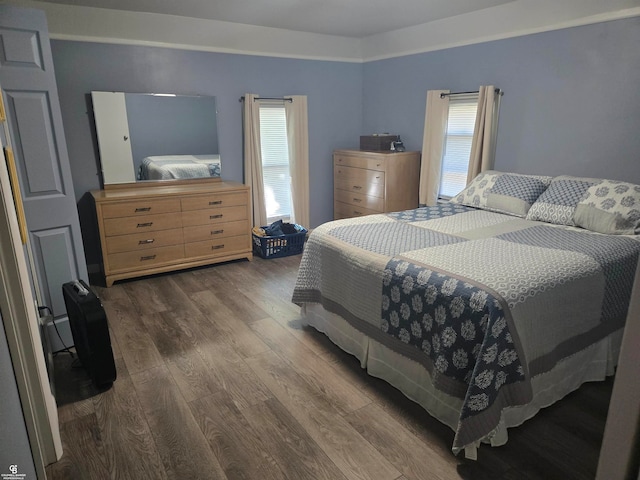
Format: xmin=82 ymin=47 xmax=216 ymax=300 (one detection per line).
xmin=72 ymin=280 xmax=90 ymax=297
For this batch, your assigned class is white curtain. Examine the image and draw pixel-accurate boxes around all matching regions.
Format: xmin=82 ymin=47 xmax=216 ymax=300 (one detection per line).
xmin=284 ymin=95 xmax=310 ymax=228
xmin=419 ymin=90 xmax=450 ymax=206
xmin=467 ymin=85 xmax=501 ymax=182
xmin=242 ymin=93 xmax=268 ymax=227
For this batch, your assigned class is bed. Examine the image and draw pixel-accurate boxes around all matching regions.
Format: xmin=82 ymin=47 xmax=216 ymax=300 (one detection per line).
xmin=138 ymin=154 xmax=221 ymax=180
xmin=292 ymin=171 xmax=640 ymax=458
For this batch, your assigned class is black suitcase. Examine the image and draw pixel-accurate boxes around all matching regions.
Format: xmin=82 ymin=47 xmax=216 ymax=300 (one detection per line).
xmin=62 ymin=280 xmax=117 ymax=389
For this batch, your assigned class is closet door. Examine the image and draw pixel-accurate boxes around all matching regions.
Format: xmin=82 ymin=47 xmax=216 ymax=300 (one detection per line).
xmin=0 ymin=6 xmax=88 ymax=322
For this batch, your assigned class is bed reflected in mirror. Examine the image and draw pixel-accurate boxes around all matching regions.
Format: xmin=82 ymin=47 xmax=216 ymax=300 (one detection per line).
xmin=91 ymin=91 xmax=220 ymax=185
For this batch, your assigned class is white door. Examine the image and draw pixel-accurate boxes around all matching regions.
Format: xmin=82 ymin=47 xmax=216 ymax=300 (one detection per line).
xmin=92 ymin=91 xmax=136 ymax=184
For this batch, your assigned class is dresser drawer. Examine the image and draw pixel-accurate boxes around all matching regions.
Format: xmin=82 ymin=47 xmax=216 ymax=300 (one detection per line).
xmin=183 ymin=220 xmax=249 ymax=243
xmin=334 ymin=153 xmax=386 ymax=172
xmin=181 ymin=192 xmax=247 ymax=211
xmin=334 ymin=201 xmax=381 ymax=220
xmin=186 ymin=235 xmax=250 ymax=258
xmin=101 ymin=198 xmax=181 ymax=219
xmin=182 ymin=205 xmax=247 ymax=227
xmin=107 ymin=245 xmax=184 ymax=272
xmin=103 ymin=212 xmax=181 ymax=237
xmin=334 ymin=189 xmax=384 ymax=212
xmin=335 ymin=165 xmax=385 ymax=184
xmin=105 ymin=228 xmax=184 ymax=254
xmin=334 ymin=174 xmax=385 ymax=198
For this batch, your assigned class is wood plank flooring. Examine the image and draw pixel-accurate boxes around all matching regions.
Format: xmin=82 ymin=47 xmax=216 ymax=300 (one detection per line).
xmin=46 ymin=255 xmax=614 ymax=480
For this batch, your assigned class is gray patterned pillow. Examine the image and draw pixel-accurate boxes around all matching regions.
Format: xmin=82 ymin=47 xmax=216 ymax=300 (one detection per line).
xmin=573 ymin=180 xmax=640 ymax=234
xmin=526 ymin=175 xmax=600 ymax=226
xmin=450 ymin=170 xmax=552 ymax=217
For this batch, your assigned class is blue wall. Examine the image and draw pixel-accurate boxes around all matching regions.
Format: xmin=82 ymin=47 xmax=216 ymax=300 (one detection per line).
xmin=363 ymin=16 xmax=640 ymax=183
xmin=51 ymin=41 xmax=363 ymax=266
xmin=53 ymin=16 xmax=640 ymax=269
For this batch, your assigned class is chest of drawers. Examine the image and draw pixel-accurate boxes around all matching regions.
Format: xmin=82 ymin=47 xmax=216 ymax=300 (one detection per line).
xmin=92 ymin=180 xmax=252 ymax=286
xmin=333 ymin=149 xmax=420 ymax=219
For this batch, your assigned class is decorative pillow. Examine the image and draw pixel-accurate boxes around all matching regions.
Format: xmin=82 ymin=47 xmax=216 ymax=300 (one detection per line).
xmin=526 ymin=175 xmax=600 ymax=226
xmin=573 ymin=180 xmax=640 ymax=234
xmin=450 ymin=170 xmax=552 ymax=217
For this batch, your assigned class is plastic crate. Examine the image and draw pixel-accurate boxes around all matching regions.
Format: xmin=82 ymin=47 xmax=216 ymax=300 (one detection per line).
xmin=253 ymin=224 xmax=307 ymax=259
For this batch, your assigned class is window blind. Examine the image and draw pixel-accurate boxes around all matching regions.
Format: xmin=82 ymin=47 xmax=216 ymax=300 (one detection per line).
xmin=439 ymin=95 xmax=478 ymax=199
xmin=259 ymin=104 xmax=292 ymax=222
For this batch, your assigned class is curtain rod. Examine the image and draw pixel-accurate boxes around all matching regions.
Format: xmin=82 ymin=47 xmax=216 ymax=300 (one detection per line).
xmin=239 ymin=96 xmax=293 ymax=102
xmin=440 ymin=88 xmax=503 ymax=98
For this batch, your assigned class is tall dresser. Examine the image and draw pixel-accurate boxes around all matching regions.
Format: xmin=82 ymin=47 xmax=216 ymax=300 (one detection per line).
xmin=333 ymin=149 xmax=421 ymax=219
xmin=91 ymin=179 xmax=252 ymax=286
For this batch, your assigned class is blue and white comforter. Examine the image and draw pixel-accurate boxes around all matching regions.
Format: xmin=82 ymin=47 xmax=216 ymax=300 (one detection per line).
xmin=139 ymin=154 xmax=221 ymax=180
xmin=292 ymin=204 xmax=640 ymax=453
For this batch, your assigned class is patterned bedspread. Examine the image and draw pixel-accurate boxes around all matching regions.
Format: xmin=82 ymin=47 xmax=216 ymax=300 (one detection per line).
xmin=139 ymin=155 xmax=221 ymax=180
xmin=292 ymin=205 xmax=640 ymax=453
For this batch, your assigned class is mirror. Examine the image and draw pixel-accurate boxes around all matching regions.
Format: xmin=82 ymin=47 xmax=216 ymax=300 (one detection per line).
xmin=91 ymin=92 xmax=220 ymax=185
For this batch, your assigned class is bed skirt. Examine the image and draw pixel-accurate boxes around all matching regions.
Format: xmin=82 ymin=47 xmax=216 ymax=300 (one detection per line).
xmin=300 ymin=303 xmax=622 ymax=458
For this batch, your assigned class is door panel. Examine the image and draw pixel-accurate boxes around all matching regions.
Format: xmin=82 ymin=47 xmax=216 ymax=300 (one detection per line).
xmin=31 ymin=228 xmax=76 ymax=315
xmin=0 ymin=27 xmax=43 ymax=68
xmin=5 ymin=91 xmax=63 ymax=194
xmin=0 ymin=8 xmax=88 ymax=327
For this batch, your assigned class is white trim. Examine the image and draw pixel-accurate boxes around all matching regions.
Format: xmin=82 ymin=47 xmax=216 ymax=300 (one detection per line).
xmin=5 ymin=0 xmax=640 ymax=63
xmin=48 ymin=33 xmax=364 ymax=63
xmin=362 ymin=6 xmax=640 ymax=62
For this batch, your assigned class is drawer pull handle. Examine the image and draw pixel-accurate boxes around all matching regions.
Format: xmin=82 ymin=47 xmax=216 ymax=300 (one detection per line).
xmin=211 ymin=244 xmax=224 ymax=250
xmin=137 ymin=222 xmax=153 ymax=228
xmin=354 ymin=211 xmax=363 ymax=215
xmin=353 ymin=198 xmax=362 ymax=202
xmin=140 ymin=255 xmax=156 ymax=261
xmin=211 ymin=229 xmax=224 ymax=235
xmin=209 ymin=200 xmax=222 ymax=205
xmin=135 ymin=207 xmax=151 ymax=212
xmin=210 ymin=214 xmax=223 ymax=219
xmin=376 ymin=163 xmax=381 ymax=167
xmin=352 ymin=185 xmax=362 ymax=190
xmin=138 ymin=239 xmax=155 ymax=245
xmin=376 ymin=176 xmax=380 ymax=179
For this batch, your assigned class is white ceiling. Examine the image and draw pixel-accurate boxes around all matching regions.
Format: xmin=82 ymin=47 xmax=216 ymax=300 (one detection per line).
xmin=39 ymin=0 xmax=515 ymax=37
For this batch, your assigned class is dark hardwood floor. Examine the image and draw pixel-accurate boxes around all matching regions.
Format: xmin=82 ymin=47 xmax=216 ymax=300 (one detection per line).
xmin=46 ymin=254 xmax=613 ymax=480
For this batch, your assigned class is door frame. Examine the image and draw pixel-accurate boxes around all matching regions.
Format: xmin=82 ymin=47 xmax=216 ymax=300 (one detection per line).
xmin=0 ymin=146 xmax=62 ymax=478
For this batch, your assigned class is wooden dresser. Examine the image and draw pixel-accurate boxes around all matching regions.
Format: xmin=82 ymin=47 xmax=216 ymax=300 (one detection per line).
xmin=91 ymin=179 xmax=252 ymax=286
xmin=333 ymin=149 xmax=421 ymax=219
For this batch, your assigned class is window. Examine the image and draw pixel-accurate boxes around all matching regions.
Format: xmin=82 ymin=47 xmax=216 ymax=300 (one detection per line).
xmin=439 ymin=94 xmax=479 ymax=199
xmin=259 ymin=104 xmax=291 ymax=223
